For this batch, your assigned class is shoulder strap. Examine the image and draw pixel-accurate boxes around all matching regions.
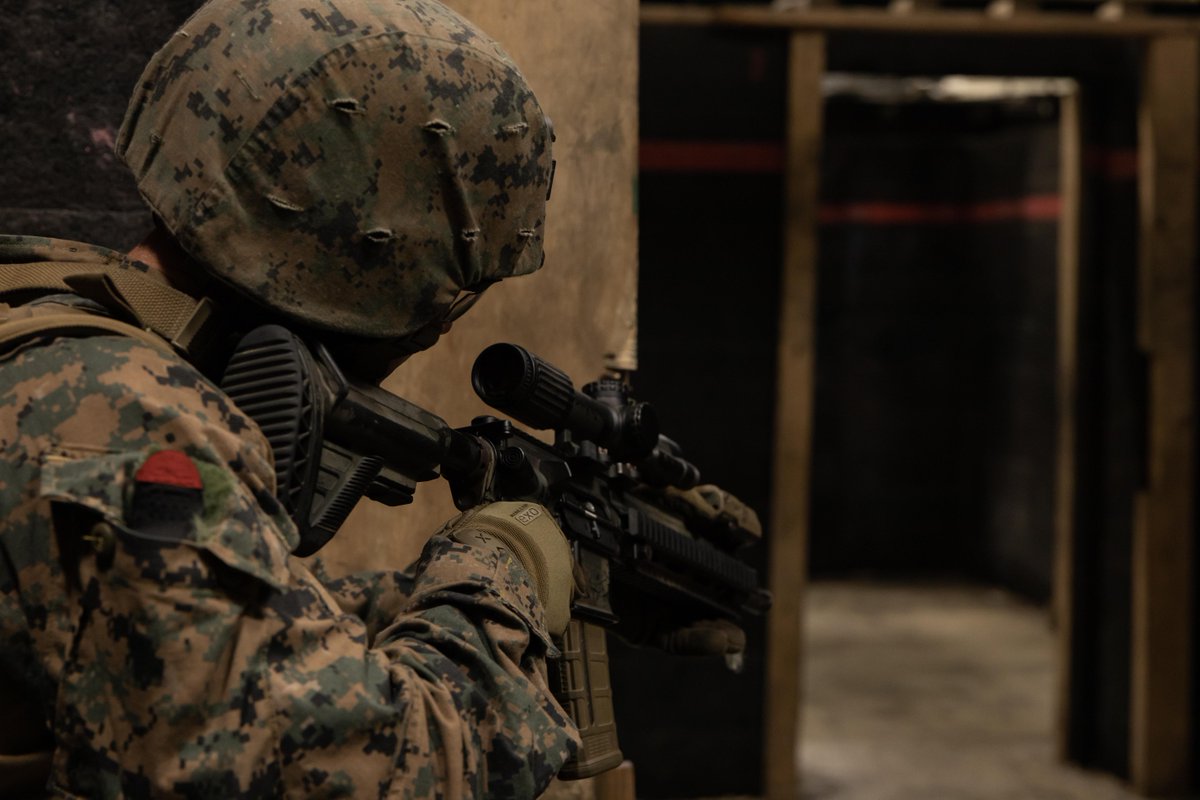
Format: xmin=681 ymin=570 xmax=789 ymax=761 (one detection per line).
xmin=0 ymin=311 xmax=174 ymax=359
xmin=0 ymin=262 xmax=216 ymax=356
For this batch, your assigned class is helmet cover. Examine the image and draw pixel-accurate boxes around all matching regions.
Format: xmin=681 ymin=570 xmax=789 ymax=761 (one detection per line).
xmin=117 ymin=0 xmax=553 ymax=338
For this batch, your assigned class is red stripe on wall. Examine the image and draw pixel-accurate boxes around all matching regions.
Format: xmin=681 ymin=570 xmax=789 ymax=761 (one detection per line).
xmin=640 ymin=140 xmax=786 ymax=173
xmin=819 ymin=194 xmax=1062 ymax=225
xmin=641 ymin=140 xmax=1142 ymax=185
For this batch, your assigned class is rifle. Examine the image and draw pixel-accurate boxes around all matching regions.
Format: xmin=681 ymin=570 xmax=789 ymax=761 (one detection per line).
xmin=220 ymin=326 xmax=772 ymax=779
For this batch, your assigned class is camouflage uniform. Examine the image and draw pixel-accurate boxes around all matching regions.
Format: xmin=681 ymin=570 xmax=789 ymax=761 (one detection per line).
xmin=0 ymin=235 xmax=578 ymax=796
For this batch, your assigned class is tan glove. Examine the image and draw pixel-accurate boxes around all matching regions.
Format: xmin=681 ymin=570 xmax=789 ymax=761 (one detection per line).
xmin=440 ymin=501 xmax=574 ymax=637
xmin=656 ymin=618 xmax=747 ymax=657
xmin=664 ymin=484 xmax=763 ymax=538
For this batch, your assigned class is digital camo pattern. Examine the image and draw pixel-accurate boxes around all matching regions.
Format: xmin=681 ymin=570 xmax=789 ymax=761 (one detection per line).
xmin=321 ymin=567 xmax=418 ymax=644
xmin=0 ymin=298 xmax=577 ymax=796
xmin=117 ymin=0 xmax=554 ymax=339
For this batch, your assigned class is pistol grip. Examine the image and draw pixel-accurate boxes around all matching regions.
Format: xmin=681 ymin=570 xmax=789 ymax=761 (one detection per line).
xmin=553 ymin=619 xmax=624 ymax=780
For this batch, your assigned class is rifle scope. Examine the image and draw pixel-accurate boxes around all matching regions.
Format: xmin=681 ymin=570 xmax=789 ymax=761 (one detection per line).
xmin=472 ymin=343 xmax=660 ymax=461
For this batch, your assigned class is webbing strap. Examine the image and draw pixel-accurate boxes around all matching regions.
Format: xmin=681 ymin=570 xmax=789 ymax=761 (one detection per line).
xmin=0 ymin=313 xmax=173 ymax=358
xmin=0 ymin=262 xmax=213 ymax=354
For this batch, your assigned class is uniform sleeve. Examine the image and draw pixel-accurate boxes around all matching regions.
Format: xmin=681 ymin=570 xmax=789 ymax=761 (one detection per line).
xmin=320 ymin=568 xmax=417 ymax=645
xmin=0 ymin=335 xmax=579 ymax=800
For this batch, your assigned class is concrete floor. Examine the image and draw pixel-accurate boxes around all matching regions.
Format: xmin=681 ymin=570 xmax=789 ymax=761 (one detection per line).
xmin=801 ymin=582 xmax=1141 ymax=800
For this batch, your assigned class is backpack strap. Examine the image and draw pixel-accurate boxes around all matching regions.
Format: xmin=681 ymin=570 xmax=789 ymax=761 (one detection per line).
xmin=0 ymin=308 xmax=174 ymax=359
xmin=0 ymin=262 xmax=216 ymax=356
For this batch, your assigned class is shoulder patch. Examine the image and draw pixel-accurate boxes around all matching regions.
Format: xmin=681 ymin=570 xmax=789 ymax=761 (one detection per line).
xmin=135 ymin=449 xmax=203 ymax=490
xmin=129 ymin=450 xmax=205 ymax=541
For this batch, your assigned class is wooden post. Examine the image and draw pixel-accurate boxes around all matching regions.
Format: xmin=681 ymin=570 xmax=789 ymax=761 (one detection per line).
xmin=1054 ymin=86 xmax=1082 ymax=763
xmin=765 ymin=31 xmax=825 ymax=800
xmin=1131 ymin=34 xmax=1198 ymax=797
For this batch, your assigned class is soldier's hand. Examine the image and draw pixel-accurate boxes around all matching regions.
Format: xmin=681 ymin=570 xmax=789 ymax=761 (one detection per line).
xmin=656 ymin=618 xmax=746 ymax=658
xmin=439 ymin=502 xmax=574 ymax=637
xmin=665 ymin=484 xmax=762 ymax=538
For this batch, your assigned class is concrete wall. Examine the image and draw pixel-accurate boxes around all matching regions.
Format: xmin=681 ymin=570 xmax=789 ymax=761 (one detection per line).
xmin=0 ymin=1 xmax=199 ymax=248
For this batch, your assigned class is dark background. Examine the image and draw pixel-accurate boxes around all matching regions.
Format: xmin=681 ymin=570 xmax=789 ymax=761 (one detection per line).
xmin=626 ymin=21 xmax=1146 ymax=797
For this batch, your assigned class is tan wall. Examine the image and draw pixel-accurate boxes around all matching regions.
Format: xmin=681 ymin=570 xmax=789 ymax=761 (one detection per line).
xmin=315 ymin=0 xmax=639 ymax=576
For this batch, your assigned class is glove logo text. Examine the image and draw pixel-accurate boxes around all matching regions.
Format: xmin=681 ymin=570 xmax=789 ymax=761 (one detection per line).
xmin=512 ymin=505 xmax=542 ymax=526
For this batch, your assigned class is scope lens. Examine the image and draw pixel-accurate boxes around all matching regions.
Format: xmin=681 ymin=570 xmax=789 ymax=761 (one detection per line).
xmin=472 ymin=343 xmax=529 ymax=403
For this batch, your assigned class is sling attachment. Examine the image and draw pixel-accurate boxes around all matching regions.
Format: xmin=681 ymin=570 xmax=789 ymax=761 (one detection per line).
xmin=0 ymin=261 xmax=218 ymax=358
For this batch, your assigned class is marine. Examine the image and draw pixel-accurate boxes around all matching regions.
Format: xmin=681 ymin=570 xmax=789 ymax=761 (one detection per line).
xmin=0 ymin=1 xmax=579 ymax=797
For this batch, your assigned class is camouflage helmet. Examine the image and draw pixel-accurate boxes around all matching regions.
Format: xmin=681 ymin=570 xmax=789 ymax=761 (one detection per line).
xmin=117 ymin=0 xmax=553 ymax=339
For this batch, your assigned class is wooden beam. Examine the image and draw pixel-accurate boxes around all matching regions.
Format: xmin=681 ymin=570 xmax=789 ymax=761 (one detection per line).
xmin=765 ymin=31 xmax=825 ymax=800
xmin=1053 ymin=87 xmax=1082 ymax=764
xmin=641 ymin=3 xmax=1200 ymax=38
xmin=640 ymin=4 xmax=717 ymax=26
xmin=1131 ymin=34 xmax=1198 ymax=797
